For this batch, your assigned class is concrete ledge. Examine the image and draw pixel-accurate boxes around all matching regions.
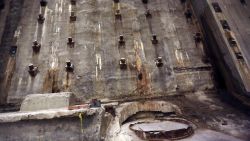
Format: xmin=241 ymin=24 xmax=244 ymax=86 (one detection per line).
xmin=0 ymin=108 xmax=103 ymax=141
xmin=20 ymin=92 xmax=77 ymax=111
xmin=0 ymin=108 xmax=98 ymax=123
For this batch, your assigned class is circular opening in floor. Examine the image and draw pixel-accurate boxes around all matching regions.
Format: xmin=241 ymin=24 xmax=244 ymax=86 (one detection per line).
xmin=129 ymin=118 xmax=194 ymax=140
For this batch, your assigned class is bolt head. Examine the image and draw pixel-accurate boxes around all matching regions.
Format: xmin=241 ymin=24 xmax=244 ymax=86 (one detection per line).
xmin=68 ymin=37 xmax=73 ymax=42
xmin=152 ymin=34 xmax=157 ymax=39
xmin=29 ymin=64 xmax=34 ymax=70
xmin=40 ymin=0 xmax=47 ymax=7
xmin=120 ymin=58 xmax=126 ymax=62
xmin=33 ymin=40 xmax=38 ymax=45
xmin=119 ymin=35 xmax=124 ymax=40
xmin=157 ymin=57 xmax=162 ymax=61
xmin=66 ymin=60 xmax=71 ymax=65
xmin=142 ymin=0 xmax=148 ymax=4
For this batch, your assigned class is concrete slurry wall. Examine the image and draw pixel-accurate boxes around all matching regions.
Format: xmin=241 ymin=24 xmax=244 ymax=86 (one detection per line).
xmin=208 ymin=0 xmax=250 ymax=97
xmin=191 ymin=0 xmax=250 ymax=103
xmin=0 ymin=0 xmax=212 ymax=105
xmin=203 ymin=1 xmax=241 ymax=80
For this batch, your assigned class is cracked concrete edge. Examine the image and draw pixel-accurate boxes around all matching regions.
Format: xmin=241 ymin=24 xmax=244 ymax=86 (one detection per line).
xmin=0 ymin=107 xmax=101 ymax=123
xmin=20 ymin=92 xmax=77 ymax=111
xmin=0 ymin=92 xmax=103 ymax=123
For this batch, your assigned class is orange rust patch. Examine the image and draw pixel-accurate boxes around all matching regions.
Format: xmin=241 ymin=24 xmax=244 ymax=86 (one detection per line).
xmin=42 ymin=68 xmax=60 ymax=93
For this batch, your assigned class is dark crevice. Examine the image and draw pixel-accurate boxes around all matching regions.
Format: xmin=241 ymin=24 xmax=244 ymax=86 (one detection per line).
xmin=0 ymin=0 xmax=5 ymax=10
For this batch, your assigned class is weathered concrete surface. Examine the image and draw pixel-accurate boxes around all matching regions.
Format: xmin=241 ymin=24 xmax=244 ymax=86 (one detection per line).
xmin=116 ymin=121 xmax=246 ymax=141
xmin=0 ymin=0 xmax=249 ymax=141
xmin=0 ymin=0 xmax=24 ymax=104
xmin=213 ymin=0 xmax=250 ymax=66
xmin=0 ymin=108 xmax=103 ymax=141
xmin=105 ymin=92 xmax=250 ymax=141
xmin=173 ymin=92 xmax=250 ymax=141
xmin=20 ymin=92 xmax=76 ymax=111
xmin=0 ymin=0 xmax=212 ymax=105
xmin=106 ymin=101 xmax=182 ymax=141
xmin=181 ymin=129 xmax=246 ymax=141
xmin=0 ymin=106 xmax=97 ymax=123
xmin=209 ymin=0 xmax=250 ymax=100
xmin=0 ymin=0 xmax=8 ymax=45
xmin=195 ymin=0 xmax=250 ymax=108
xmin=117 ymin=101 xmax=181 ymax=124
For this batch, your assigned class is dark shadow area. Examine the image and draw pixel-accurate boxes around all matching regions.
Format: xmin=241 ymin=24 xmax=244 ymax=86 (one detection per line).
xmin=0 ymin=0 xmax=24 ymax=104
xmin=0 ymin=0 xmax=4 ymax=10
xmin=123 ymin=111 xmax=176 ymax=125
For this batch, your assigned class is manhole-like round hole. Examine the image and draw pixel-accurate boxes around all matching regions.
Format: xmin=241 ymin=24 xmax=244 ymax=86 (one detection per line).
xmin=129 ymin=118 xmax=194 ymax=140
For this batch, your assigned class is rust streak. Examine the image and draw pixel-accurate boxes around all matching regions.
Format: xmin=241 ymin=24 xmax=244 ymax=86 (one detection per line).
xmin=43 ymin=69 xmax=60 ymax=93
xmin=134 ymin=40 xmax=151 ymax=94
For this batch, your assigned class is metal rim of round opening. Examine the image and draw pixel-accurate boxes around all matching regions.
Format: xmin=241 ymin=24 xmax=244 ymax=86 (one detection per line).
xmin=129 ymin=117 xmax=195 ymax=140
